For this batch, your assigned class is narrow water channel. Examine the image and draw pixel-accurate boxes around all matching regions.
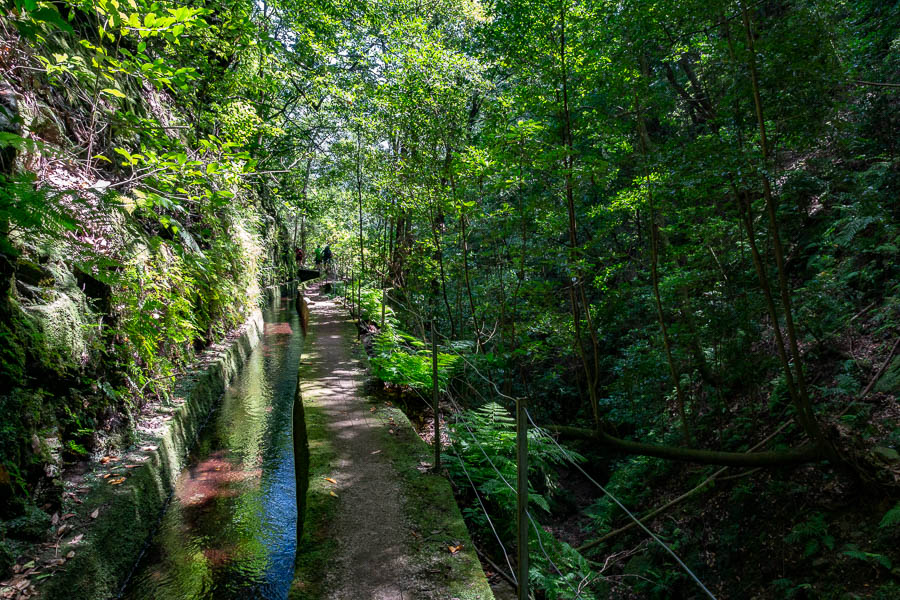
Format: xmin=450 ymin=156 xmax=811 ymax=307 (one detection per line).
xmin=123 ymin=292 xmax=303 ymax=600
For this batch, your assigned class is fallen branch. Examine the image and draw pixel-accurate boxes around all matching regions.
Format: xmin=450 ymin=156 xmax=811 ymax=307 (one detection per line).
xmin=576 ymin=420 xmax=796 ymax=553
xmin=550 ymin=425 xmax=820 ymax=467
xmin=837 ymin=335 xmax=900 ymax=418
xmin=859 ymin=336 xmax=900 ymax=400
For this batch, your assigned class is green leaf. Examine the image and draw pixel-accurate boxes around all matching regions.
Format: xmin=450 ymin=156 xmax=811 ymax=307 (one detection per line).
xmin=102 ymin=88 xmax=127 ymax=99
xmin=880 ymin=502 xmax=900 ymax=529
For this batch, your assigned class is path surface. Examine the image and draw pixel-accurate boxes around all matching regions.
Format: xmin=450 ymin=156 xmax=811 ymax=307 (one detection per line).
xmin=298 ymin=285 xmax=417 ymax=599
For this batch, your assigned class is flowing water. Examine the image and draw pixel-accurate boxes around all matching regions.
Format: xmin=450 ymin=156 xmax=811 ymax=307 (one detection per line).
xmin=123 ymin=293 xmax=303 ymax=600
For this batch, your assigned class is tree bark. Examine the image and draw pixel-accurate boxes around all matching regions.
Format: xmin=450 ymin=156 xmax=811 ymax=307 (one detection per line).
xmin=549 ymin=425 xmax=822 ymax=467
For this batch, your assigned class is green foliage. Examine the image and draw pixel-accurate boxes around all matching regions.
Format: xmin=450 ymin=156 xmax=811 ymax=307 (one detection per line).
xmin=369 ymin=327 xmax=460 ymax=392
xmin=841 ymin=544 xmax=892 ymax=570
xmin=772 ymin=578 xmax=814 ymax=600
xmin=446 ymin=402 xmax=591 ymax=597
xmin=784 ymin=512 xmax=835 ymax=558
xmin=447 ymin=402 xmax=580 ymax=518
xmin=879 ymin=502 xmax=900 ymax=529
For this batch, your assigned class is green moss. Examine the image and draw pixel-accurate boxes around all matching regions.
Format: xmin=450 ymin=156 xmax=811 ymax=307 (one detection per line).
xmin=290 ymin=401 xmax=339 ymax=600
xmin=5 ymin=504 xmax=50 ymax=540
xmin=875 ymin=356 xmax=900 ymax=395
xmin=374 ymin=403 xmax=494 ymax=600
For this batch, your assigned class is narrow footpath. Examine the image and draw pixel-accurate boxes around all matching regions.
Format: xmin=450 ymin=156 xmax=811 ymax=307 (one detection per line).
xmin=294 ymin=283 xmax=493 ymax=600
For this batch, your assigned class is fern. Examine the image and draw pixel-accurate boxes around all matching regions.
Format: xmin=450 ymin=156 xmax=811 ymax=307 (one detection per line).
xmin=447 ymin=402 xmax=583 ymax=523
xmin=784 ymin=512 xmax=834 ymax=557
xmin=843 ymin=544 xmax=892 ymax=569
xmin=879 ymin=502 xmax=900 ymax=529
xmin=369 ymin=326 xmax=459 ymax=391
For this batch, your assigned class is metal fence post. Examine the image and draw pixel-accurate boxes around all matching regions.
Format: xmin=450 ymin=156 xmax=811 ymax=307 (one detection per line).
xmin=432 ymin=320 xmax=441 ymax=473
xmin=517 ymin=397 xmax=528 ymax=600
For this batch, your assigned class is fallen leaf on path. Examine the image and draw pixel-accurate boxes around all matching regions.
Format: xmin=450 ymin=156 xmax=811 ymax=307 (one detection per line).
xmin=384 ymin=401 xmax=393 ymax=407
xmin=125 ymin=465 xmax=140 ymax=469
xmin=369 ymin=406 xmax=376 ymax=412
xmin=142 ymin=446 xmax=157 ymax=452
xmin=108 ymin=477 xmax=126 ymax=485
xmin=324 ymin=477 xmax=337 ymax=484
xmin=370 ymin=450 xmax=382 ymax=455
xmin=56 ymin=525 xmax=68 ymax=536
xmin=102 ymin=473 xmax=111 ymax=479
xmin=448 ymin=545 xmax=462 ymax=554
xmin=69 ymin=534 xmax=83 ymax=545
xmin=66 ymin=551 xmax=74 ymax=559
xmin=51 ymin=513 xmax=59 ymax=525
xmin=90 ymin=508 xmax=99 ymax=519
xmin=99 ymin=457 xmax=111 ymax=464
xmin=329 ymin=491 xmax=338 ymax=497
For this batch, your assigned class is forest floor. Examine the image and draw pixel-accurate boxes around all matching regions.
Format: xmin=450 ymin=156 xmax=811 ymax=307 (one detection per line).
xmin=291 ymin=284 xmax=492 ymax=600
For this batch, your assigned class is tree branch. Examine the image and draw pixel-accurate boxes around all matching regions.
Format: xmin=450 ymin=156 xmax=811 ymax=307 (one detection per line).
xmin=549 ymin=425 xmax=821 ymax=467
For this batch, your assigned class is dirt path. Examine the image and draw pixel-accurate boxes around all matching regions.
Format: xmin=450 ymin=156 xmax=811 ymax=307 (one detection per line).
xmin=298 ymin=285 xmax=417 ymax=599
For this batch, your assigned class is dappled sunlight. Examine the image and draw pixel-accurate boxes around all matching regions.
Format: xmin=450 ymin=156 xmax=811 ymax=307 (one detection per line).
xmin=123 ymin=296 xmax=303 ymax=600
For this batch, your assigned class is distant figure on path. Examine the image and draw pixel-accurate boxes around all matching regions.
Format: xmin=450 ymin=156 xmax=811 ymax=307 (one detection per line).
xmin=322 ymin=245 xmax=333 ymax=273
xmin=314 ymin=246 xmax=323 ymax=270
xmin=294 ymin=247 xmax=304 ymax=267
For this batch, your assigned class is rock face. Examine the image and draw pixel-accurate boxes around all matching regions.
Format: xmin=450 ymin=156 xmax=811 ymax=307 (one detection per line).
xmin=0 ymin=79 xmax=21 ymax=173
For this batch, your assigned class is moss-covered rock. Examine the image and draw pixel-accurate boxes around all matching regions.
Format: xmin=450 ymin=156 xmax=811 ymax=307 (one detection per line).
xmin=5 ymin=504 xmax=50 ymax=541
xmin=22 ymin=290 xmax=89 ymax=368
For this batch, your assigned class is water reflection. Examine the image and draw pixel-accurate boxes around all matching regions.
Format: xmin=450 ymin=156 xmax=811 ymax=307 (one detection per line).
xmin=123 ymin=294 xmax=302 ymax=600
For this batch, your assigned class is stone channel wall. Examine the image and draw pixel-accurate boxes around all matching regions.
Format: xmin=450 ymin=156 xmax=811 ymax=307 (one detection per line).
xmin=36 ymin=282 xmax=303 ymax=600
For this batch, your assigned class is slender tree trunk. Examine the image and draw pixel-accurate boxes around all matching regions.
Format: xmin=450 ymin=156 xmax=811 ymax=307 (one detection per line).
xmin=357 ymin=126 xmax=365 ymax=324
xmin=739 ymin=2 xmax=825 ymax=447
xmin=560 ymin=0 xmax=599 ymax=427
xmin=635 ymin=106 xmax=692 ymax=444
xmin=430 ymin=203 xmax=456 ymax=337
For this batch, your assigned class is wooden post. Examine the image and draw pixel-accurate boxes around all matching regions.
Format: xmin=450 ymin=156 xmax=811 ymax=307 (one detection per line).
xmin=431 ymin=320 xmax=441 ymax=473
xmin=516 ymin=397 xmax=528 ymax=600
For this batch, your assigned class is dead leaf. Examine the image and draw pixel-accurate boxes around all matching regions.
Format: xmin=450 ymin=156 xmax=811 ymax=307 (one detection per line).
xmin=90 ymin=508 xmax=99 ymax=519
xmin=108 ymin=477 xmax=126 ymax=485
xmin=101 ymin=473 xmax=111 ymax=479
xmin=324 ymin=477 xmax=337 ymax=484
xmin=99 ymin=456 xmax=111 ymax=464
xmin=369 ymin=406 xmax=376 ymax=412
xmin=61 ymin=513 xmax=76 ymax=520
xmin=448 ymin=544 xmax=462 ymax=554
xmin=66 ymin=551 xmax=74 ymax=559
xmin=51 ymin=513 xmax=59 ymax=525
xmin=56 ymin=525 xmax=68 ymax=536
xmin=141 ymin=446 xmax=157 ymax=452
xmin=329 ymin=491 xmax=338 ymax=497
xmin=384 ymin=401 xmax=393 ymax=407
xmin=125 ymin=465 xmax=140 ymax=469
xmin=69 ymin=534 xmax=83 ymax=545
xmin=370 ymin=450 xmax=382 ymax=455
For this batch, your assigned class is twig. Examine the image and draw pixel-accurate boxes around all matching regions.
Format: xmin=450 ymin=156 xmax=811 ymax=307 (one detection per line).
xmin=858 ymin=336 xmax=900 ymax=400
xmin=474 ymin=544 xmax=517 ymax=589
xmin=848 ymin=302 xmax=875 ymax=324
xmin=850 ymin=80 xmax=900 ymax=89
